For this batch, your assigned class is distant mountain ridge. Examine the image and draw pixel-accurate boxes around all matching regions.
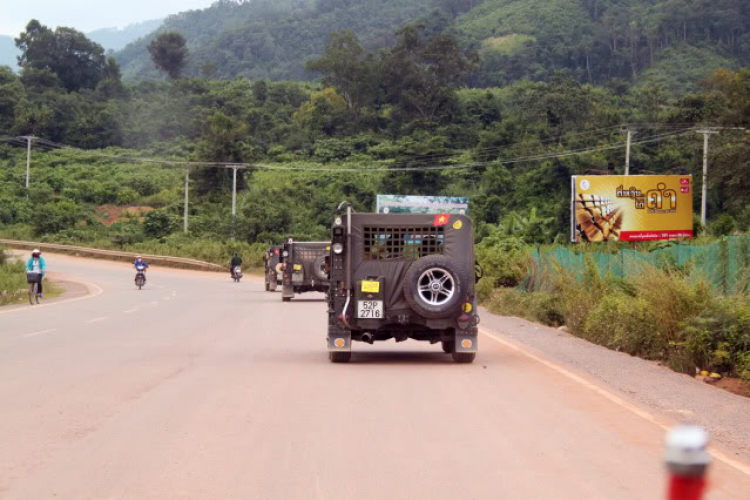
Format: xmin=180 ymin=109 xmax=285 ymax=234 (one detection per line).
xmin=88 ymin=18 xmax=164 ymax=52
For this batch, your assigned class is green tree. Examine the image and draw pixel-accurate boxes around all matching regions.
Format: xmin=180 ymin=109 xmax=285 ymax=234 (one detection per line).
xmin=306 ymin=30 xmax=379 ymax=119
xmin=15 ymin=20 xmax=109 ymax=91
xmin=148 ymin=32 xmax=188 ymax=80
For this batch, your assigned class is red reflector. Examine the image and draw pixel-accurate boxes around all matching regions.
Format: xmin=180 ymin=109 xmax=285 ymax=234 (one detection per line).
xmin=458 ymin=314 xmax=470 ymax=323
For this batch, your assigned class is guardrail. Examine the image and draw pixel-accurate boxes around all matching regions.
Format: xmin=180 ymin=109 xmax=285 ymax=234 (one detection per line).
xmin=0 ymin=239 xmax=225 ymax=272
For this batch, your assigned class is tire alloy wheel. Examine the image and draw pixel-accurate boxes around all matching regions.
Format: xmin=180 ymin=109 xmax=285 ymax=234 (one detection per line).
xmin=417 ymin=268 xmax=455 ymax=306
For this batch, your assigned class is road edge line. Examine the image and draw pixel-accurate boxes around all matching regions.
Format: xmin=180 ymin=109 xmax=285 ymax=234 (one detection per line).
xmin=0 ymin=280 xmax=104 ymax=315
xmin=479 ymin=327 xmax=750 ymax=477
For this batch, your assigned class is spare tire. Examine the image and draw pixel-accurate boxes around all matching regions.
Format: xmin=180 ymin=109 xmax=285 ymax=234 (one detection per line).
xmin=313 ymin=255 xmax=328 ymax=281
xmin=403 ymin=255 xmax=469 ymax=319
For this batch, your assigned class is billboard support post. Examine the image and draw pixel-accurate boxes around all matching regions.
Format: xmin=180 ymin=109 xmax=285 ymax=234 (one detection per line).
xmin=696 ymin=129 xmax=718 ymax=231
xmin=624 ymin=128 xmax=632 ymax=176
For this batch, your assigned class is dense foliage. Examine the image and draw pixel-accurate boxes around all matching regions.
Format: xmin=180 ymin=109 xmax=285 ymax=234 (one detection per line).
xmin=112 ymin=0 xmax=750 ymax=93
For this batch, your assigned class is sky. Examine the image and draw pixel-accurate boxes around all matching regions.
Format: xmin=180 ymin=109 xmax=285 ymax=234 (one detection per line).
xmin=0 ymin=0 xmax=217 ymax=36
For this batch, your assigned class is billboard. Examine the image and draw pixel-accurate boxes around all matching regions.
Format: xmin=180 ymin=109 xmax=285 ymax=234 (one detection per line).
xmin=571 ymin=175 xmax=693 ymax=243
xmin=376 ymin=195 xmax=469 ymax=215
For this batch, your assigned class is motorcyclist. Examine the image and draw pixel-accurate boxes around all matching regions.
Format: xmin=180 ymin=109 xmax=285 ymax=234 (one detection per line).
xmin=26 ymin=249 xmax=46 ymax=298
xmin=134 ymin=255 xmax=149 ymax=284
xmin=230 ymin=252 xmax=243 ymax=278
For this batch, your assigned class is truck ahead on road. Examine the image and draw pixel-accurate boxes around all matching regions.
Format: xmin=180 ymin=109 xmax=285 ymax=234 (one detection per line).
xmin=264 ymin=246 xmax=283 ymax=292
xmin=326 ymin=204 xmax=479 ymax=363
xmin=281 ymin=239 xmax=330 ymax=302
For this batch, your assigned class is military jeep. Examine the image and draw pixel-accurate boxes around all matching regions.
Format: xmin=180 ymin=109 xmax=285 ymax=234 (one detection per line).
xmin=326 ymin=204 xmax=479 ymax=363
xmin=281 ymin=239 xmax=330 ymax=302
xmin=263 ymin=245 xmax=283 ymax=292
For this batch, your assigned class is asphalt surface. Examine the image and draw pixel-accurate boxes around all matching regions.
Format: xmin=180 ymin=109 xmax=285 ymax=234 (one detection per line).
xmin=1 ymin=253 xmax=749 ymax=499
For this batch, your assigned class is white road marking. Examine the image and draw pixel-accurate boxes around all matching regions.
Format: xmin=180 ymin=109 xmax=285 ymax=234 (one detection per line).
xmin=151 ymin=301 xmax=159 ymax=306
xmin=163 ymin=297 xmax=170 ymax=301
xmin=85 ymin=317 xmax=107 ymax=325
xmin=124 ymin=308 xmax=139 ymax=314
xmin=479 ymin=327 xmax=750 ymax=477
xmin=23 ymin=329 xmax=58 ymax=338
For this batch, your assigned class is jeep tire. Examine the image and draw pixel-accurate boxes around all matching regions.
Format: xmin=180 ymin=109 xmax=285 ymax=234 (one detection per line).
xmin=441 ymin=340 xmax=454 ymax=353
xmin=452 ymin=351 xmax=476 ymax=363
xmin=404 ymin=255 xmax=469 ymax=319
xmin=329 ymin=351 xmax=351 ymax=363
xmin=313 ymin=255 xmax=328 ymax=281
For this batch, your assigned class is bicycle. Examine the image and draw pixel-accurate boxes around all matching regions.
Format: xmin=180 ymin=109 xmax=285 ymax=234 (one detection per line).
xmin=27 ymin=272 xmax=42 ymax=305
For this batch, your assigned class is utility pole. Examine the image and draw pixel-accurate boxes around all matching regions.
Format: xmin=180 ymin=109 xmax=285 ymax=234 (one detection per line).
xmin=183 ymin=169 xmax=189 ymax=234
xmin=231 ymin=166 xmax=238 ymax=218
xmin=624 ymin=127 xmax=632 ymax=175
xmin=22 ymin=135 xmax=35 ymax=189
xmin=696 ymin=129 xmax=718 ymax=230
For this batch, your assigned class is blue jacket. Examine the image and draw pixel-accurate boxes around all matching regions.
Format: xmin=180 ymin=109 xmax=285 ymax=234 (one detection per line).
xmin=26 ymin=256 xmax=46 ymax=274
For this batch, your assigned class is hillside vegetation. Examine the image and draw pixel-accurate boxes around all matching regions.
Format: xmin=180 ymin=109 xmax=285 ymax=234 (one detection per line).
xmin=114 ymin=0 xmax=750 ymax=92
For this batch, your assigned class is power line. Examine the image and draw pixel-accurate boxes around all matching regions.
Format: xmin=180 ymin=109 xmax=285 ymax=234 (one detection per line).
xmin=11 ymin=123 xmax=697 ymax=170
xmin=0 ymin=128 xmax=698 ymax=173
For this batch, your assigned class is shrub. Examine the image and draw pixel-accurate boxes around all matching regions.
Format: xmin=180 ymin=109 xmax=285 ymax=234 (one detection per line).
xmin=679 ymin=297 xmax=750 ymax=377
xmin=31 ymin=200 xmax=88 ymax=235
xmin=711 ymin=215 xmax=737 ymax=237
xmin=116 ymin=186 xmax=140 ymax=205
xmin=143 ymin=209 xmax=178 ymax=239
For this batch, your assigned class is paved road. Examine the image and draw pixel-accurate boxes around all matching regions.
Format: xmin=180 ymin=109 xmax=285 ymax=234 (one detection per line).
xmin=1 ymin=253 xmax=749 ymax=499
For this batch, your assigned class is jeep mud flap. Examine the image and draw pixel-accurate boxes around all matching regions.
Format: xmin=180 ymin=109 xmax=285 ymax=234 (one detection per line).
xmin=454 ymin=329 xmax=478 ymax=353
xmin=327 ymin=330 xmax=352 ymax=352
xmin=282 ymin=284 xmax=294 ymax=299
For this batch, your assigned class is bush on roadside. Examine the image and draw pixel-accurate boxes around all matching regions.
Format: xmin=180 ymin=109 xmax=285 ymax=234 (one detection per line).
xmin=0 ymin=251 xmax=27 ymax=305
xmin=679 ymin=297 xmax=750 ymax=379
xmin=31 ymin=200 xmax=89 ymax=236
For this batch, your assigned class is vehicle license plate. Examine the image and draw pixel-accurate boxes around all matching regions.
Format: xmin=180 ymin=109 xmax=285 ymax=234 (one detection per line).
xmin=358 ymin=300 xmax=383 ymax=319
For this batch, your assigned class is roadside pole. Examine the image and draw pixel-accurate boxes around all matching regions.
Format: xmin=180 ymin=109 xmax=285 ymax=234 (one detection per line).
xmin=23 ymin=135 xmax=35 ymax=190
xmin=696 ymin=129 xmax=718 ymax=230
xmin=183 ymin=169 xmax=189 ymax=234
xmin=231 ymin=166 xmax=237 ymax=218
xmin=624 ymin=128 xmax=632 ymax=175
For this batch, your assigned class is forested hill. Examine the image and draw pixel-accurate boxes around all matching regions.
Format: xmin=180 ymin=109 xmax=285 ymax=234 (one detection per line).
xmin=116 ymin=0 xmax=750 ymax=93
xmin=116 ymin=0 xmax=435 ymax=81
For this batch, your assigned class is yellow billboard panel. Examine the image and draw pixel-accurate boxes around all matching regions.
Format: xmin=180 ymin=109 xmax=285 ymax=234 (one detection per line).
xmin=571 ymin=175 xmax=693 ymax=243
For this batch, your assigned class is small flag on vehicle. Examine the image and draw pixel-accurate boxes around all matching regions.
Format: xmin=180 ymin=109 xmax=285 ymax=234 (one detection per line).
xmin=434 ymin=214 xmax=450 ymax=227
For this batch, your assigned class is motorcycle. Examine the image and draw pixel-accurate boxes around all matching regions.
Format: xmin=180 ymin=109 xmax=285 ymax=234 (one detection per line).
xmin=135 ymin=265 xmax=147 ymax=290
xmin=233 ymin=266 xmax=243 ymax=283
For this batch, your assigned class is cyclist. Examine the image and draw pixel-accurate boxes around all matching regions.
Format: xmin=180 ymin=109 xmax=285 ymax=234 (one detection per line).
xmin=230 ymin=252 xmax=242 ymax=279
xmin=134 ymin=255 xmax=149 ymax=284
xmin=26 ymin=249 xmax=46 ymax=298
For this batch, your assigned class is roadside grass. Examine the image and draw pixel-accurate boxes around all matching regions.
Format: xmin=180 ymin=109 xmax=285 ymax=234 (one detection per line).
xmin=0 ymin=226 xmax=268 ymax=270
xmin=480 ymin=261 xmax=750 ymax=392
